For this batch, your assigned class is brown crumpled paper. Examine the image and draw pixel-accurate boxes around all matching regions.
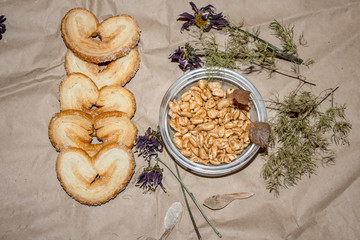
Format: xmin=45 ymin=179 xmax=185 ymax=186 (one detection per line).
xmin=0 ymin=0 xmax=360 ymax=239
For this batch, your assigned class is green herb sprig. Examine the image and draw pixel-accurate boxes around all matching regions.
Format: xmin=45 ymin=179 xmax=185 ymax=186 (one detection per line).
xmin=263 ymin=87 xmax=352 ymax=195
xmin=172 ymin=19 xmax=316 ymax=86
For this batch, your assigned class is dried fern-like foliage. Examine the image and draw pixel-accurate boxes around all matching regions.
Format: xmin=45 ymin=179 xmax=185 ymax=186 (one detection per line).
xmin=262 ymin=89 xmax=352 ymax=195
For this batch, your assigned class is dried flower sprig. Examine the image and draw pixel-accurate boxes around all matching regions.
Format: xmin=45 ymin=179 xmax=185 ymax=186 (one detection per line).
xmin=134 ymin=128 xmax=221 ymax=239
xmin=178 ymin=1 xmax=229 ymax=32
xmin=134 ymin=127 xmax=166 ymax=192
xmin=136 ymin=162 xmax=166 ymax=193
xmin=170 ymin=2 xmax=314 ymax=84
xmin=134 ymin=127 xmax=163 ymax=165
xmin=0 ymin=15 xmax=6 ymax=40
xmin=169 ymin=44 xmax=203 ymax=71
xmin=262 ymin=87 xmax=352 ymax=195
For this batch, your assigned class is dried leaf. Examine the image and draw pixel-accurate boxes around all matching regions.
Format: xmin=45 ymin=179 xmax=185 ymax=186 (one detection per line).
xmin=203 ymin=192 xmax=254 ymax=210
xmin=249 ymin=122 xmax=271 ymax=148
xmin=227 ymin=89 xmax=251 ymax=106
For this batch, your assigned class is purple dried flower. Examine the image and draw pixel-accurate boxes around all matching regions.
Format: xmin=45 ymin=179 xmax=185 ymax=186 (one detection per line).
xmin=178 ymin=2 xmax=229 ymax=32
xmin=134 ymin=127 xmax=164 ymax=166
xmin=134 ymin=128 xmax=167 ymax=193
xmin=169 ymin=44 xmax=203 ymax=71
xmin=0 ymin=15 xmax=6 ymax=40
xmin=136 ymin=163 xmax=166 ymax=193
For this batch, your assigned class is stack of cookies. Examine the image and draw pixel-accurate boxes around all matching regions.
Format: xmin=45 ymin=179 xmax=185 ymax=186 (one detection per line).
xmin=48 ymin=8 xmax=141 ymax=205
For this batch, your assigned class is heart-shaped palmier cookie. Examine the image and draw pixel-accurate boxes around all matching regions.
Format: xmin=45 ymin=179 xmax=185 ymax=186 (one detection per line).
xmin=48 ymin=110 xmax=137 ymax=156
xmin=56 ymin=143 xmax=135 ymax=205
xmin=49 ymin=110 xmax=93 ymax=152
xmin=61 ymin=8 xmax=140 ymax=64
xmin=94 ymin=111 xmax=138 ymax=148
xmin=60 ymin=73 xmax=136 ymax=118
xmin=95 ymin=85 xmax=136 ymax=117
xmin=65 ymin=48 xmax=140 ymax=89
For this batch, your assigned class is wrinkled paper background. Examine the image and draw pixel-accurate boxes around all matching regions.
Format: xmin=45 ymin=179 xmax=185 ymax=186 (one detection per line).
xmin=0 ymin=0 xmax=359 ymax=239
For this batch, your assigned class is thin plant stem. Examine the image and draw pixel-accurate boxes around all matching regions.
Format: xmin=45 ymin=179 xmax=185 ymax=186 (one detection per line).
xmin=157 ymin=158 xmax=222 ymax=238
xmin=234 ymin=27 xmax=303 ymax=64
xmin=301 ymin=86 xmax=339 ymax=120
xmin=254 ymin=63 xmax=316 ymax=86
xmin=193 ymin=52 xmax=314 ymax=86
xmin=174 ymin=163 xmax=202 ymax=240
xmin=318 ymin=86 xmax=339 ymax=106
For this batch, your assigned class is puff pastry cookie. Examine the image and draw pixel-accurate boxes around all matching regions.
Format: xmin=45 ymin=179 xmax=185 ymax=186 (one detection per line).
xmin=56 ymin=144 xmax=135 ymax=205
xmin=60 ymin=73 xmax=136 ymax=118
xmin=48 ymin=110 xmax=137 ymax=156
xmin=65 ymin=48 xmax=140 ymax=89
xmin=61 ymin=8 xmax=140 ymax=63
